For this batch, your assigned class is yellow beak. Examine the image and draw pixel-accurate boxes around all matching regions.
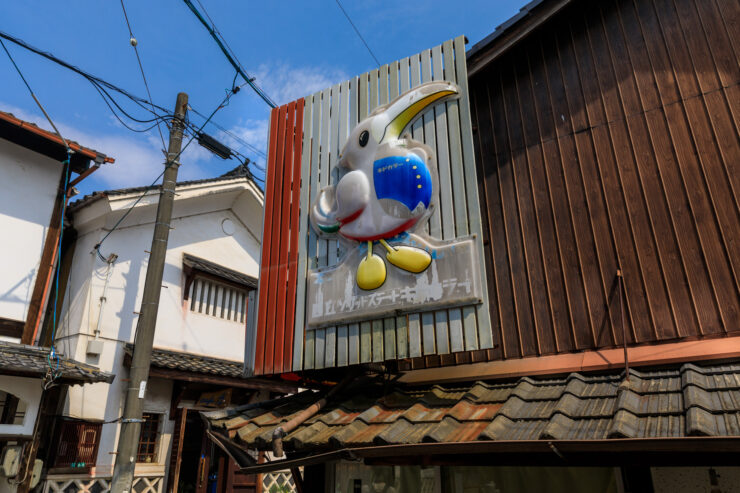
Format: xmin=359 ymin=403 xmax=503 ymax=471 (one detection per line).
xmin=373 ymin=81 xmax=459 ymax=144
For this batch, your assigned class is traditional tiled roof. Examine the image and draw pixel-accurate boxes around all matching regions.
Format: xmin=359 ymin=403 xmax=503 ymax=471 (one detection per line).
xmin=126 ymin=345 xmax=244 ymax=378
xmin=0 ymin=341 xmax=114 ymax=384
xmin=205 ymin=362 xmax=740 ymax=457
xmin=69 ymin=163 xmax=261 ymax=211
xmin=0 ymin=110 xmax=114 ymax=173
xmin=183 ymin=254 xmax=257 ymax=289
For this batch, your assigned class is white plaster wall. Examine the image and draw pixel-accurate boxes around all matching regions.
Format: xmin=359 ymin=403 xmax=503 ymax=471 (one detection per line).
xmin=56 ymin=182 xmax=262 ymax=473
xmin=0 ymin=375 xmax=43 ymax=437
xmin=0 ymin=139 xmax=62 ymax=327
xmin=58 ymin=193 xmax=260 ymax=361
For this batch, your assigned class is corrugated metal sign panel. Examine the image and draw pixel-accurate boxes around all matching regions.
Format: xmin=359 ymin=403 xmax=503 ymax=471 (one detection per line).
xmin=250 ymin=101 xmax=305 ymax=376
xmin=249 ymin=36 xmax=492 ymax=375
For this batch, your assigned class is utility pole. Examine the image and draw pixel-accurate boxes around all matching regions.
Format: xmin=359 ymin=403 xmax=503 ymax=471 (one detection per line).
xmin=111 ymin=92 xmax=188 ymax=493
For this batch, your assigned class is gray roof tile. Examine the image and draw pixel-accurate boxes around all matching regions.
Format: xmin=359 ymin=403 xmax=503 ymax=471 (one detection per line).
xmin=205 ymin=362 xmax=740 ymax=456
xmin=0 ymin=341 xmax=113 ymax=384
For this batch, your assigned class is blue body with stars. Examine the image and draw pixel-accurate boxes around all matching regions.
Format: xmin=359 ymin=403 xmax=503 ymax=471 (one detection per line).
xmin=372 ymin=154 xmax=432 ymax=212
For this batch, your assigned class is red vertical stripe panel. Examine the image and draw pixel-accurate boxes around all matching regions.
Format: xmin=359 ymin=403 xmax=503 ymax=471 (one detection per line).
xmin=253 ymin=100 xmax=304 ymax=375
xmin=284 ymin=99 xmax=305 ymax=371
xmin=253 ymin=106 xmax=280 ymax=375
xmin=273 ymin=101 xmax=296 ymax=373
xmin=263 ymin=104 xmax=288 ymax=374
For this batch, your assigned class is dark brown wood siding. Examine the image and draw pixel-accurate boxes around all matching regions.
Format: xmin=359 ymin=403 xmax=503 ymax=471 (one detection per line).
xmin=470 ymin=0 xmax=740 ymax=359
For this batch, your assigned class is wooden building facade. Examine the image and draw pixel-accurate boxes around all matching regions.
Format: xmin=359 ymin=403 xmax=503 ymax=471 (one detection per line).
xmin=247 ymin=0 xmax=739 ymax=379
xmin=220 ymin=1 xmax=740 ymax=491
xmin=468 ymin=0 xmax=739 ymax=360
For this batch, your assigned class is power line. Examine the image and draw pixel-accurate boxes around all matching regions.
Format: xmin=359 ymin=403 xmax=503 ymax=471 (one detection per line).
xmin=0 ymin=30 xmax=171 ymax=116
xmin=119 ymin=0 xmax=168 ymax=150
xmin=94 ymin=87 xmax=248 ymax=256
xmin=188 ymin=107 xmax=267 ymax=158
xmin=0 ymin=37 xmax=69 ymax=148
xmin=182 ymin=0 xmax=277 ymax=108
xmin=334 ymin=0 xmax=381 ymax=67
xmin=1 ymin=29 xmax=266 ymax=184
xmin=2 ymin=35 xmax=71 ymax=380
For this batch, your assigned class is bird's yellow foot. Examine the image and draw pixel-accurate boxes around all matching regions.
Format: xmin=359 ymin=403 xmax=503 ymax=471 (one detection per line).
xmin=379 ymin=239 xmax=431 ymax=273
xmin=357 ymin=241 xmax=386 ymax=290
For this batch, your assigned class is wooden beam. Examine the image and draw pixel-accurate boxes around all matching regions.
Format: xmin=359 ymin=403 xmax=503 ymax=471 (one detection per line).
xmin=234 ymin=437 xmax=740 ymax=474
xmin=0 ymin=317 xmax=24 ymax=338
xmin=399 ymin=336 xmax=740 ymax=385
xmin=147 ymin=366 xmax=297 ymax=393
xmin=22 ymin=169 xmax=67 ymax=345
xmin=166 ymin=408 xmax=187 ymax=493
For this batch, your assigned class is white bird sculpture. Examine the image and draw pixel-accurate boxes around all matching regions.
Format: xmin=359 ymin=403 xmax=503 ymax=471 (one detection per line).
xmin=311 ymin=81 xmax=459 ymax=290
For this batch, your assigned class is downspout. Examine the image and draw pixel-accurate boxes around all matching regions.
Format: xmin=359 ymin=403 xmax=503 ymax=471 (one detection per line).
xmin=93 ymin=253 xmax=118 ymax=338
xmin=271 ymin=371 xmax=357 ymax=458
xmin=22 ymin=162 xmax=102 ymax=345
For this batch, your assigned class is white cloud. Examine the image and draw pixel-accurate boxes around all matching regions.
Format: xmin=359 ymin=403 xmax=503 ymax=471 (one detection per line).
xmin=0 ymin=102 xmax=213 ymax=189
xmin=1 ymin=62 xmax=348 ymax=191
xmin=221 ymin=119 xmax=269 ymax=155
xmin=254 ymin=63 xmax=349 ymax=105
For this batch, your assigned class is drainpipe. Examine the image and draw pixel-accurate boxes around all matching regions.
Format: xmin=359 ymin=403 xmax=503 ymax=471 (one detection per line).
xmin=271 ymin=371 xmax=357 ymax=458
xmin=22 ymin=163 xmax=103 ymax=345
xmin=93 ymin=253 xmax=118 ymax=338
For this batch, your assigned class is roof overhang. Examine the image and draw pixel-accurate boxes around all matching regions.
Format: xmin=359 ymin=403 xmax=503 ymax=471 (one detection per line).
xmin=70 ymin=175 xmax=263 ymax=234
xmin=123 ymin=346 xmax=297 ymax=393
xmin=466 ymin=0 xmax=573 ymax=77
xmin=207 ymin=435 xmax=740 ymax=474
xmin=203 ymin=362 xmax=740 ymax=472
xmin=0 ymin=111 xmax=114 ymax=174
xmin=0 ymin=341 xmax=114 ymax=385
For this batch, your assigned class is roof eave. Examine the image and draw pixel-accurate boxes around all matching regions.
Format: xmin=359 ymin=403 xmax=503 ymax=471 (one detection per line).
xmin=215 ymin=436 xmax=740 ymax=474
xmin=466 ymin=0 xmax=573 ymax=77
xmin=0 ymin=111 xmax=114 ymax=173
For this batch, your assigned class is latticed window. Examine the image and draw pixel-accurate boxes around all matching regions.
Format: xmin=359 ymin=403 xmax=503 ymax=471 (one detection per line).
xmin=136 ymin=413 xmax=161 ymax=463
xmin=187 ymin=276 xmax=248 ymax=323
xmin=52 ymin=419 xmax=101 ymax=468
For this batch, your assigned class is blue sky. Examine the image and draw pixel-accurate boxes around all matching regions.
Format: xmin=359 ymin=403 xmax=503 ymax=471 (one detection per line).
xmin=1 ymin=1 xmax=524 ymax=196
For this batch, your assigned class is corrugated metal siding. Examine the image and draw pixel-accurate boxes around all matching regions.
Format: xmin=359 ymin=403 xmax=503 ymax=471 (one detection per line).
xmin=470 ymin=0 xmax=740 ymax=360
xmin=292 ymin=37 xmax=493 ymax=372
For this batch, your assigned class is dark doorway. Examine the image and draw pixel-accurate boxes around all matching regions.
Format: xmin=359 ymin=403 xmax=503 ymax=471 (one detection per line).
xmin=178 ymin=411 xmax=207 ymax=493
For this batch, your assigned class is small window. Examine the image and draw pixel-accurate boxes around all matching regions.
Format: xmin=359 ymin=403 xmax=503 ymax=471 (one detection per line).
xmin=137 ymin=413 xmax=161 ymax=463
xmin=52 ymin=419 xmax=101 ymax=468
xmin=188 ymin=277 xmax=248 ymax=323
xmin=0 ymin=391 xmax=27 ymax=425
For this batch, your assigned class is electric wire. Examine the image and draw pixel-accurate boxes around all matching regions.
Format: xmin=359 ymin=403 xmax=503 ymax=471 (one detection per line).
xmin=0 ymin=30 xmax=171 ymax=116
xmin=182 ymin=0 xmax=277 ymax=108
xmin=334 ymin=0 xmax=381 ymax=66
xmin=1 ymin=37 xmax=69 ymax=148
xmin=189 ymin=106 xmax=267 ymax=158
xmin=0 ymin=30 xmax=265 ymax=171
xmin=194 ymin=0 xmax=243 ymax=77
xmin=1 ymin=35 xmax=70 ymax=382
xmin=94 ymin=87 xmax=245 ymax=256
xmin=119 ymin=0 xmax=168 ymax=150
xmin=3 ymin=28 xmax=264 ymax=191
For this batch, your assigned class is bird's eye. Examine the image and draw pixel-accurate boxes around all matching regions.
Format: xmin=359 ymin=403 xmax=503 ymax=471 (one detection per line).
xmin=359 ymin=130 xmax=369 ymax=147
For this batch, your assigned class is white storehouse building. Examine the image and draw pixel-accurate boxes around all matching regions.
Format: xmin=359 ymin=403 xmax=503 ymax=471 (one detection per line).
xmin=0 ymin=110 xmax=114 ymax=493
xmin=45 ymin=165 xmax=294 ymax=493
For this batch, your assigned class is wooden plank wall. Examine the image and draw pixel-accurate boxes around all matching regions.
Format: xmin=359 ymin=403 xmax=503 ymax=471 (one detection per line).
xmin=469 ymin=0 xmax=740 ymax=360
xmin=293 ymin=36 xmax=493 ymax=372
xmin=252 ymin=101 xmax=304 ymax=376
